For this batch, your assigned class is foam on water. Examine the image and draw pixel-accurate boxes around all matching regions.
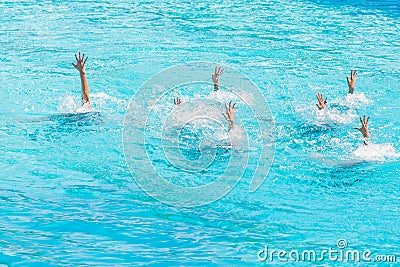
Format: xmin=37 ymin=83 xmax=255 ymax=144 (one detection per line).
xmin=161 ymin=100 xmax=247 ymax=149
xmin=91 ymin=92 xmax=127 ymax=105
xmin=57 ymin=95 xmax=78 ymax=113
xmin=343 ymin=92 xmax=372 ymax=107
xmin=309 ymin=92 xmax=371 ymax=125
xmin=75 ymin=102 xmax=91 ymax=113
xmin=58 ymin=92 xmax=125 ymax=114
xmin=352 ymin=143 xmax=400 ymax=161
xmin=315 ymin=107 xmax=358 ymax=125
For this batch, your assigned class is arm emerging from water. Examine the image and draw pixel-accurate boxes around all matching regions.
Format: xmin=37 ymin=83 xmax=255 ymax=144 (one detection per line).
xmin=346 ymin=70 xmax=357 ymax=94
xmin=355 ymin=114 xmax=370 ymax=145
xmin=212 ymin=66 xmax=224 ymax=92
xmin=223 ymin=101 xmax=236 ymax=131
xmin=72 ymin=52 xmax=90 ymax=107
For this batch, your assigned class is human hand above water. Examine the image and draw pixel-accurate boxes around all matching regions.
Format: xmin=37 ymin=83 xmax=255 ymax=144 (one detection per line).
xmin=72 ymin=52 xmax=88 ymax=74
xmin=212 ymin=66 xmax=224 ymax=91
xmin=223 ymin=101 xmax=236 ymax=131
xmin=346 ymin=70 xmax=357 ymax=94
xmin=316 ymin=93 xmax=327 ymax=110
xmin=355 ymin=114 xmax=370 ymax=140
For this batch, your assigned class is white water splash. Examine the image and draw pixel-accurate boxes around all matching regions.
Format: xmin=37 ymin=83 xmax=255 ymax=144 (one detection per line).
xmin=342 ymin=92 xmax=371 ymax=107
xmin=91 ymin=92 xmax=126 ymax=105
xmin=311 ymin=92 xmax=371 ymax=125
xmin=315 ymin=108 xmax=358 ymax=124
xmin=352 ymin=143 xmax=400 ymax=161
xmin=75 ymin=102 xmax=91 ymax=113
xmin=58 ymin=96 xmax=78 ymax=113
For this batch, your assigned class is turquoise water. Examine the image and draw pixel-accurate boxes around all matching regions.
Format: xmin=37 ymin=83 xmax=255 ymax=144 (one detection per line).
xmin=1 ymin=0 xmax=400 ymax=266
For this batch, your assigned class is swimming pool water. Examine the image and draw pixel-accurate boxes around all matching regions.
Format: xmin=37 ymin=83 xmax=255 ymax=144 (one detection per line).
xmin=1 ymin=0 xmax=400 ymax=266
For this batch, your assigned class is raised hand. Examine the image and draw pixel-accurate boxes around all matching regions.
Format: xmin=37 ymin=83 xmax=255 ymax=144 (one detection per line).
xmin=346 ymin=70 xmax=357 ymax=94
xmin=212 ymin=66 xmax=224 ymax=91
xmin=72 ymin=52 xmax=90 ymax=107
xmin=72 ymin=52 xmax=88 ymax=74
xmin=354 ymin=115 xmax=370 ymax=139
xmin=173 ymin=97 xmax=181 ymax=106
xmin=316 ymin=93 xmax=327 ymax=110
xmin=223 ymin=101 xmax=236 ymax=130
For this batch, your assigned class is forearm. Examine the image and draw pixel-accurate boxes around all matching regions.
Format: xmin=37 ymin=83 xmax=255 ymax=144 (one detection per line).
xmin=79 ymin=71 xmax=90 ymax=105
xmin=228 ymin=120 xmax=234 ymax=131
xmin=214 ymin=82 xmax=219 ymax=91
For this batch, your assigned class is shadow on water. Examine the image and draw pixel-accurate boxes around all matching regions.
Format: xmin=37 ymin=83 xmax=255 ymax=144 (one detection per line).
xmin=16 ymin=112 xmax=103 ymax=142
xmin=309 ymin=156 xmax=374 ymax=188
xmin=38 ymin=111 xmax=102 ymax=127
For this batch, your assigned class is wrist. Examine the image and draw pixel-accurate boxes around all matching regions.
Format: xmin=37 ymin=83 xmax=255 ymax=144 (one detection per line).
xmin=79 ymin=70 xmax=86 ymax=76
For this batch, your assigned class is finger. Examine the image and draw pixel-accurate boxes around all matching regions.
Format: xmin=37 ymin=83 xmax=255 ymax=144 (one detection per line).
xmin=81 ymin=53 xmax=84 ymax=61
xmin=71 ymin=62 xmax=77 ymax=68
xmin=78 ymin=52 xmax=81 ymax=61
xmin=84 ymin=56 xmax=88 ymax=65
xmin=366 ymin=116 xmax=370 ymax=124
xmin=316 ymin=104 xmax=320 ymax=109
xmin=225 ymin=103 xmax=227 ymax=110
xmin=232 ymin=103 xmax=236 ymax=109
xmin=346 ymin=76 xmax=350 ymax=84
xmin=75 ymin=54 xmax=78 ymax=62
xmin=215 ymin=66 xmax=218 ymax=74
xmin=220 ymin=68 xmax=224 ymax=74
xmin=229 ymin=100 xmax=232 ymax=109
xmin=354 ymin=127 xmax=361 ymax=131
xmin=324 ymin=97 xmax=327 ymax=104
xmin=360 ymin=116 xmax=363 ymax=124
